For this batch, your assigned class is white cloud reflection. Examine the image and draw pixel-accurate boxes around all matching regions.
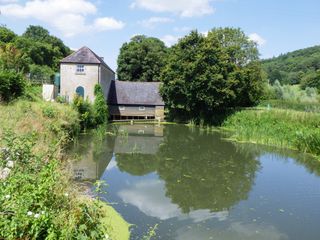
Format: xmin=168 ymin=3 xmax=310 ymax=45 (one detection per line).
xmin=117 ymin=179 xmax=228 ymax=222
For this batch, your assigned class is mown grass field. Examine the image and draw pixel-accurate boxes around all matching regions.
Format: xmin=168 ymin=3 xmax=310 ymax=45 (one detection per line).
xmin=222 ymin=108 xmax=320 ymax=158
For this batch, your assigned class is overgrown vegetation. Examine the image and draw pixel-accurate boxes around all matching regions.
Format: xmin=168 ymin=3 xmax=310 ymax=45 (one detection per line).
xmin=0 ymin=70 xmax=25 ymax=102
xmin=72 ymin=84 xmax=109 ymax=129
xmin=0 ymin=96 xmax=129 ymax=239
xmin=0 ymin=133 xmax=107 ymax=239
xmin=0 ymin=24 xmax=71 ymax=83
xmin=222 ymin=109 xmax=320 ymax=157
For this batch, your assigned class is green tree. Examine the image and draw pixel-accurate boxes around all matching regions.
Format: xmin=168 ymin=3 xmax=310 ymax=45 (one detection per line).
xmin=14 ymin=25 xmax=71 ymax=71
xmin=0 ymin=43 xmax=30 ymax=73
xmin=0 ymin=25 xmax=17 ymax=43
xmin=22 ymin=25 xmax=50 ymax=42
xmin=117 ymin=35 xmax=168 ymax=82
xmin=301 ymin=70 xmax=320 ymax=90
xmin=29 ymin=64 xmax=55 ymax=83
xmin=93 ymin=84 xmax=109 ymax=125
xmin=160 ymin=29 xmax=264 ymax=122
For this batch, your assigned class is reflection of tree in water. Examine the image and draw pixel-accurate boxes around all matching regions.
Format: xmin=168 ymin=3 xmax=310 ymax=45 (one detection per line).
xmin=157 ymin=126 xmax=260 ymax=213
xmin=116 ymin=153 xmax=158 ymax=176
xmin=116 ymin=125 xmax=261 ymax=213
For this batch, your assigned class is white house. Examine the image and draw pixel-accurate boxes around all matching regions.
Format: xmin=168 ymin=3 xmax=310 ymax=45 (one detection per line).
xmin=60 ymin=46 xmax=115 ymax=103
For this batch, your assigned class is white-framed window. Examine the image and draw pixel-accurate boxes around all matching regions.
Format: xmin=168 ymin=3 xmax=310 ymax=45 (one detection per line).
xmin=76 ymin=64 xmax=85 ymax=73
xmin=119 ymin=106 xmax=125 ymax=111
xmin=139 ymin=106 xmax=145 ymax=111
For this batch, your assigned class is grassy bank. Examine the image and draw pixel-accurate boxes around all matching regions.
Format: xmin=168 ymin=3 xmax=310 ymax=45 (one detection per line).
xmin=0 ymin=99 xmax=130 ymax=239
xmin=259 ymin=99 xmax=320 ymax=113
xmin=222 ymin=108 xmax=320 ymax=158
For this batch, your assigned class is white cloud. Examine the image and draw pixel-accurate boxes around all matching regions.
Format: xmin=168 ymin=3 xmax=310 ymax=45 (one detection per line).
xmin=0 ymin=0 xmax=125 ymax=37
xmin=139 ymin=17 xmax=174 ymax=29
xmin=161 ymin=34 xmax=180 ymax=47
xmin=249 ymin=33 xmax=266 ymax=46
xmin=94 ymin=17 xmax=125 ymax=31
xmin=131 ymin=0 xmax=214 ymax=17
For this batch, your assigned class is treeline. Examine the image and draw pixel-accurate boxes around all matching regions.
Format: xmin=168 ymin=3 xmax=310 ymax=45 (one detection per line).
xmin=0 ymin=25 xmax=71 ymax=83
xmin=0 ymin=25 xmax=71 ymax=101
xmin=117 ymin=28 xmax=264 ymax=123
xmin=262 ymin=45 xmax=320 ymax=89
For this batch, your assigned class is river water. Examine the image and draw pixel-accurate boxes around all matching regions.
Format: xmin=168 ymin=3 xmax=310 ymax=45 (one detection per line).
xmin=70 ymin=124 xmax=320 ymax=240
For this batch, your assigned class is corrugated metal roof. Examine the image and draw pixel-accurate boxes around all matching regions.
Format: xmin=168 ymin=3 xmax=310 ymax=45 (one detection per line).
xmin=108 ymin=80 xmax=165 ymax=106
xmin=60 ymin=46 xmax=114 ymax=73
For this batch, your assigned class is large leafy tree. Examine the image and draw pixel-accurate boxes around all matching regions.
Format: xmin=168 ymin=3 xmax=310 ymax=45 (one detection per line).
xmin=15 ymin=25 xmax=71 ymax=71
xmin=0 ymin=25 xmax=17 ymax=44
xmin=160 ymin=28 xmax=264 ymax=122
xmin=117 ymin=35 xmax=168 ymax=82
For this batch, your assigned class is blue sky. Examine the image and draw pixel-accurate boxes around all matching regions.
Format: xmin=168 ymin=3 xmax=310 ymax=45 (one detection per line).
xmin=1 ymin=0 xmax=320 ymax=70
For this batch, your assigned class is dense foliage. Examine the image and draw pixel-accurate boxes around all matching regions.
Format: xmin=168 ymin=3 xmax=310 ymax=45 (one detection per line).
xmin=93 ymin=85 xmax=109 ymax=125
xmin=160 ymin=28 xmax=264 ymax=122
xmin=73 ymin=84 xmax=109 ymax=129
xmin=117 ymin=35 xmax=168 ymax=82
xmin=0 ymin=25 xmax=71 ymax=84
xmin=0 ymin=70 xmax=25 ymax=102
xmin=262 ymin=45 xmax=320 ymax=87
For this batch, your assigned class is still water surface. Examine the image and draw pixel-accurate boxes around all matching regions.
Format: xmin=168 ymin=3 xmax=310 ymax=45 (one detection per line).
xmin=70 ymin=124 xmax=320 ymax=240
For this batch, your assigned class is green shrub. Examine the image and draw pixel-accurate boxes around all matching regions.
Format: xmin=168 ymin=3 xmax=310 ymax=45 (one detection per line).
xmin=72 ymin=95 xmax=95 ymax=129
xmin=29 ymin=64 xmax=55 ymax=84
xmin=42 ymin=105 xmax=57 ymax=118
xmin=266 ymin=81 xmax=319 ymax=103
xmin=22 ymin=84 xmax=42 ymax=102
xmin=0 ymin=69 xmax=25 ymax=102
xmin=56 ymin=95 xmax=67 ymax=104
xmin=93 ymin=84 xmax=108 ymax=125
xmin=72 ymin=85 xmax=109 ymax=130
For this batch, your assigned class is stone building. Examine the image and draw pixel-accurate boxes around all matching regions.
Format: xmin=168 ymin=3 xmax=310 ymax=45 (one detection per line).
xmin=108 ymin=80 xmax=165 ymax=121
xmin=60 ymin=46 xmax=115 ymax=102
xmin=59 ymin=46 xmax=165 ymax=120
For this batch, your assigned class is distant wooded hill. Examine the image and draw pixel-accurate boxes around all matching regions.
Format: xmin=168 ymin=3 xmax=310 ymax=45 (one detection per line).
xmin=262 ymin=45 xmax=320 ymax=88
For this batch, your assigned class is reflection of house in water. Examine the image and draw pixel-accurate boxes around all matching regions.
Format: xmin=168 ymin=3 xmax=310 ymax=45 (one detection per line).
xmin=71 ymin=124 xmax=164 ymax=181
xmin=114 ymin=125 xmax=164 ymax=155
xmin=71 ymin=137 xmax=114 ymax=181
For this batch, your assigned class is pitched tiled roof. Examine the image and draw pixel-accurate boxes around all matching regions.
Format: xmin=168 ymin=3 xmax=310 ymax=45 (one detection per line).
xmin=60 ymin=46 xmax=114 ymax=73
xmin=108 ymin=80 xmax=165 ymax=106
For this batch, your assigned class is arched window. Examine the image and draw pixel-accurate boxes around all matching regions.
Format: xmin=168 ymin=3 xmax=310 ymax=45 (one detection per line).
xmin=75 ymin=86 xmax=84 ymax=98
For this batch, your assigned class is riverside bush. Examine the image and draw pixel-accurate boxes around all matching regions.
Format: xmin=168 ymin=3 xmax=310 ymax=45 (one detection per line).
xmin=72 ymin=95 xmax=95 ymax=129
xmin=73 ymin=84 xmax=109 ymax=129
xmin=93 ymin=84 xmax=108 ymax=125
